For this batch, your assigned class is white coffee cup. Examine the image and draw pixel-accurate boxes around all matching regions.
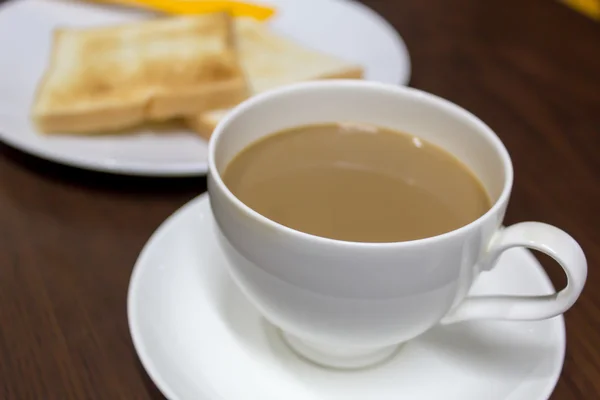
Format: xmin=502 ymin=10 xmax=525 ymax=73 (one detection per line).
xmin=207 ymin=80 xmax=587 ymax=369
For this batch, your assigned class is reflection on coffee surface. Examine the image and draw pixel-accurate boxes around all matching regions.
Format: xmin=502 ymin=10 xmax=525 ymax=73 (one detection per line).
xmin=223 ymin=123 xmax=491 ymax=242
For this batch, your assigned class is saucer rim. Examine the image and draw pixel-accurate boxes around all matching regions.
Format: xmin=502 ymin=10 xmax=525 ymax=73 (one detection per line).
xmin=127 ymin=193 xmax=566 ymax=400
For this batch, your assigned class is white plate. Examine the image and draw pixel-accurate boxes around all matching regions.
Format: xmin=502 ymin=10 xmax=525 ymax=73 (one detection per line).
xmin=0 ymin=0 xmax=411 ymax=176
xmin=128 ymin=194 xmax=565 ymax=400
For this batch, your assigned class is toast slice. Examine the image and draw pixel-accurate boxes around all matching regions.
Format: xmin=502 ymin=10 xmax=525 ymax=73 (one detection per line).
xmin=32 ymin=13 xmax=248 ymax=134
xmin=186 ymin=18 xmax=364 ymax=139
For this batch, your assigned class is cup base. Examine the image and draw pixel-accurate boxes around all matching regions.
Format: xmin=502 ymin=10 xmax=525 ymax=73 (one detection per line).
xmin=281 ymin=332 xmax=400 ymax=369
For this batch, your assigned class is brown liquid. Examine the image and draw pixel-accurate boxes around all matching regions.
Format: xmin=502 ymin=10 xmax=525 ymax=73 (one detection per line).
xmin=223 ymin=123 xmax=491 ymax=243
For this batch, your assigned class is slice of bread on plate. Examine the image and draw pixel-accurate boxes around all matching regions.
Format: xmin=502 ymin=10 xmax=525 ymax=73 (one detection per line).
xmin=32 ymin=12 xmax=248 ymax=134
xmin=186 ymin=18 xmax=364 ymax=140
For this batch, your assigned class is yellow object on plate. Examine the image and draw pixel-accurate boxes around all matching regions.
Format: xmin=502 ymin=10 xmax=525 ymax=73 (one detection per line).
xmin=92 ymin=0 xmax=276 ymax=20
xmin=561 ymin=0 xmax=600 ymax=20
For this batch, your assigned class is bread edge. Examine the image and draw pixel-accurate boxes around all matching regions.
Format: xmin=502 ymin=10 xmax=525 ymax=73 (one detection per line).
xmin=147 ymin=13 xmax=249 ymax=120
xmin=33 ymin=13 xmax=250 ymax=134
xmin=185 ymin=67 xmax=365 ymax=140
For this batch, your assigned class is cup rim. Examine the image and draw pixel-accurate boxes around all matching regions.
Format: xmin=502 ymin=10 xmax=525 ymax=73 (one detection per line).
xmin=208 ymin=80 xmax=514 ymax=248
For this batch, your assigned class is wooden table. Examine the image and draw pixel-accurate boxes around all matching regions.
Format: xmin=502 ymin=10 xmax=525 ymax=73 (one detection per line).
xmin=1 ymin=0 xmax=598 ymax=398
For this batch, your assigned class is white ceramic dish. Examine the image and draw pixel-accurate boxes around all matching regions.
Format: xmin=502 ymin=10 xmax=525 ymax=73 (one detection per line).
xmin=128 ymin=194 xmax=565 ymax=400
xmin=0 ymin=0 xmax=410 ymax=176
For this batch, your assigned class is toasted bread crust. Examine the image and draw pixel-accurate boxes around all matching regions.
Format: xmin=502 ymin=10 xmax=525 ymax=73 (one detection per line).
xmin=186 ymin=68 xmax=364 ymax=140
xmin=33 ymin=13 xmax=248 ymax=134
xmin=185 ymin=18 xmax=364 ymax=139
xmin=186 ymin=111 xmax=216 ymax=141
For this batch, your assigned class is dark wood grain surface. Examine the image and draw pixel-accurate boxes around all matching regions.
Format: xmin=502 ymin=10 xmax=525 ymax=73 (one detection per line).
xmin=1 ymin=0 xmax=599 ymax=398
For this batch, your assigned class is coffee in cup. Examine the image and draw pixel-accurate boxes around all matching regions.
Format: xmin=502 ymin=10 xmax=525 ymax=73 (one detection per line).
xmin=222 ymin=123 xmax=491 ymax=243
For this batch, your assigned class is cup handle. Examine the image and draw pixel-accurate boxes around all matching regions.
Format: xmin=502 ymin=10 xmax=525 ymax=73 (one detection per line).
xmin=441 ymin=222 xmax=587 ymax=324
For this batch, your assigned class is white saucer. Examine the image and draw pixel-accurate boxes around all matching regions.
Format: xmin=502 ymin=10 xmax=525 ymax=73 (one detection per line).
xmin=128 ymin=194 xmax=565 ymax=400
xmin=0 ymin=0 xmax=410 ymax=177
